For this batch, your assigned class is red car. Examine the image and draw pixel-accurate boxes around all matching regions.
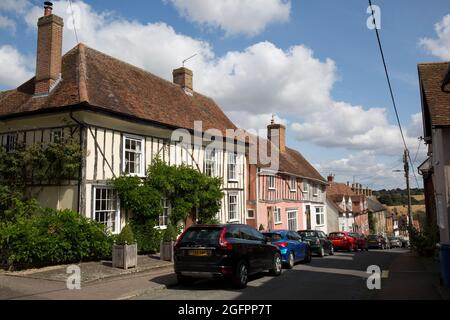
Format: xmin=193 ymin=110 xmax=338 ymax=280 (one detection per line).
xmin=328 ymin=231 xmax=358 ymax=252
xmin=348 ymin=232 xmax=369 ymax=251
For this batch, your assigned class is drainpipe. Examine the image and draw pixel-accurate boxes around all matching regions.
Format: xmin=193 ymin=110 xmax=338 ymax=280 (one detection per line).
xmin=256 ymin=166 xmax=260 ymax=230
xmin=70 ymin=110 xmax=84 ymax=214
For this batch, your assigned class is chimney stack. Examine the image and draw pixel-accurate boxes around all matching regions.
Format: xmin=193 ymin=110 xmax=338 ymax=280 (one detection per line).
xmin=35 ymin=1 xmax=64 ymax=96
xmin=267 ymin=116 xmax=286 ymax=153
xmin=173 ymin=67 xmax=193 ymax=94
xmin=327 ymin=174 xmax=334 ymax=183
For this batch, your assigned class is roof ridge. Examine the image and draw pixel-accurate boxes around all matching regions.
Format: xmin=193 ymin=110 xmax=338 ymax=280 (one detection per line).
xmin=77 ymin=43 xmax=89 ymax=103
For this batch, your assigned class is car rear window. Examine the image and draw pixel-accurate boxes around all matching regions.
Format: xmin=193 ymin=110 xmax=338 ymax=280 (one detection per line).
xmin=179 ymin=227 xmax=222 ymax=246
xmin=329 ymin=232 xmax=344 ymax=238
xmin=263 ymin=233 xmax=283 ymax=241
xmin=368 ymin=235 xmax=378 ymax=240
xmin=348 ymin=233 xmax=359 ymax=238
xmin=298 ymin=231 xmax=316 ymax=237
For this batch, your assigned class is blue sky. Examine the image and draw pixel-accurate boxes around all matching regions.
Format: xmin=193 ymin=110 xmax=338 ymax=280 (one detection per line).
xmin=1 ymin=0 xmax=450 ymax=189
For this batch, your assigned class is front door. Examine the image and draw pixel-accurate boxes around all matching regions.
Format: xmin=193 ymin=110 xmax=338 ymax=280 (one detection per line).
xmin=306 ymin=205 xmax=311 ymax=229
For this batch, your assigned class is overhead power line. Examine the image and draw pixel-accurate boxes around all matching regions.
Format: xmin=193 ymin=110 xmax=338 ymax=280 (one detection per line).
xmin=367 ymin=0 xmax=420 ymax=189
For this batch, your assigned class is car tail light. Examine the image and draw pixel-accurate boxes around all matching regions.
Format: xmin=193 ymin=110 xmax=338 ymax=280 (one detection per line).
xmin=275 ymin=242 xmax=289 ymax=248
xmin=343 ymin=236 xmax=348 ymax=242
xmin=218 ymin=227 xmax=233 ymax=250
xmin=174 ymin=228 xmax=189 ymax=249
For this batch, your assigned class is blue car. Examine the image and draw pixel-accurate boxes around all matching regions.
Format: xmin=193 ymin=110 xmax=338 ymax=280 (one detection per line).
xmin=262 ymin=230 xmax=311 ymax=269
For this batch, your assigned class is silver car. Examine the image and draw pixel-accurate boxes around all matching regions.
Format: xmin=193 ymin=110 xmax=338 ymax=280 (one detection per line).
xmin=389 ymin=237 xmax=402 ymax=248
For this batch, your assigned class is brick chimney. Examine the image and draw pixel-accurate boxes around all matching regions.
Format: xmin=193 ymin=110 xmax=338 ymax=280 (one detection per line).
xmin=267 ymin=116 xmax=286 ymax=152
xmin=173 ymin=67 xmax=193 ymax=94
xmin=35 ymin=1 xmax=64 ymax=96
xmin=327 ymin=174 xmax=334 ymax=182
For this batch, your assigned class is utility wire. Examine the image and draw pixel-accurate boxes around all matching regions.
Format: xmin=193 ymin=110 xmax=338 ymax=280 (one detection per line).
xmin=367 ymin=0 xmax=420 ymax=189
xmin=412 ymin=138 xmax=423 ymax=165
xmin=68 ymin=0 xmax=79 ymax=44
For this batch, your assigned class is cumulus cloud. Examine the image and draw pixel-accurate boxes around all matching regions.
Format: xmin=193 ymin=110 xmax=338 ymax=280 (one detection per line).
xmin=0 ymin=45 xmax=33 ymax=88
xmin=166 ymin=0 xmax=291 ymax=36
xmin=0 ymin=15 xmax=16 ymax=33
xmin=0 ymin=0 xmax=29 ymax=13
xmin=420 ymin=13 xmax=450 ymax=60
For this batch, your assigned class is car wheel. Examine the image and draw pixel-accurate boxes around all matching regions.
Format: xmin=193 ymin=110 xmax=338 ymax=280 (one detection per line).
xmin=348 ymin=244 xmax=353 ymax=252
xmin=318 ymin=246 xmax=325 ymax=257
xmin=177 ymin=274 xmax=194 ymax=286
xmin=233 ymin=260 xmax=249 ymax=289
xmin=329 ymin=245 xmax=334 ymax=255
xmin=304 ymin=248 xmax=312 ymax=263
xmin=287 ymin=251 xmax=295 ymax=269
xmin=269 ymin=253 xmax=282 ymax=276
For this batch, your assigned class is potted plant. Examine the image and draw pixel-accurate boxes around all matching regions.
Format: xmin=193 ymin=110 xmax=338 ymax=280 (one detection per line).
xmin=160 ymin=224 xmax=178 ymax=262
xmin=112 ymin=224 xmax=138 ymax=269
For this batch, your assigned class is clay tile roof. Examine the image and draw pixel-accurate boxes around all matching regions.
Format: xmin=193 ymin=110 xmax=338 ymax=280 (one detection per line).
xmin=0 ymin=44 xmax=237 ymax=135
xmin=367 ymin=197 xmax=386 ymax=212
xmin=418 ymin=61 xmax=450 ymax=126
xmin=327 ymin=182 xmax=356 ymax=196
xmin=326 ymin=196 xmax=344 ymax=213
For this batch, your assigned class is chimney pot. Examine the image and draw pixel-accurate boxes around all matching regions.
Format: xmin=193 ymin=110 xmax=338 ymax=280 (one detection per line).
xmin=173 ymin=67 xmax=193 ymax=94
xmin=44 ymin=1 xmax=53 ymax=16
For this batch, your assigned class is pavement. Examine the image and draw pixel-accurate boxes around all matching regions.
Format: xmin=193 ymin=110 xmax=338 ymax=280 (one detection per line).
xmin=1 ymin=248 xmax=449 ymax=300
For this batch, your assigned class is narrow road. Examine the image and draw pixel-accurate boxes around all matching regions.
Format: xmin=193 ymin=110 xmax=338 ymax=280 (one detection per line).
xmin=134 ymin=248 xmax=443 ymax=300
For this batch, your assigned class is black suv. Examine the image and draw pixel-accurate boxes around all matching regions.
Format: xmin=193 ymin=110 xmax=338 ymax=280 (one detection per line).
xmin=174 ymin=224 xmax=282 ymax=288
xmin=297 ymin=230 xmax=334 ymax=257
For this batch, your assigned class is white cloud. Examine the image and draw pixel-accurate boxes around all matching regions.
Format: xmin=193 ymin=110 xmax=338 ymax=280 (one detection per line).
xmin=0 ymin=0 xmax=29 ymax=13
xmin=420 ymin=14 xmax=450 ymax=60
xmin=0 ymin=15 xmax=16 ymax=33
xmin=0 ymin=45 xmax=33 ymax=88
xmin=166 ymin=0 xmax=291 ymax=36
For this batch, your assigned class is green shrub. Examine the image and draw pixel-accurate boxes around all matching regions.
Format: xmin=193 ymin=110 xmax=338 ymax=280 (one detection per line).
xmin=115 ymin=224 xmax=135 ymax=245
xmin=0 ymin=209 xmax=112 ymax=269
xmin=131 ymin=220 xmax=162 ymax=253
xmin=408 ymin=224 xmax=440 ymax=257
xmin=162 ymin=224 xmax=178 ymax=242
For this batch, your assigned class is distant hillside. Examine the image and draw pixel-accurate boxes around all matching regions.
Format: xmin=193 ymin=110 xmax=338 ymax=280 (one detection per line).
xmin=373 ymin=188 xmax=424 ymax=206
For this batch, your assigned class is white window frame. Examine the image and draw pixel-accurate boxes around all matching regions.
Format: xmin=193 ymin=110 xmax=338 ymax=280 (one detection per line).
xmin=159 ymin=197 xmax=171 ymax=229
xmin=204 ymin=147 xmax=216 ymax=177
xmin=228 ymin=193 xmax=239 ymax=222
xmin=315 ymin=207 xmax=325 ymax=226
xmin=5 ymin=134 xmax=17 ymax=152
xmin=274 ymin=207 xmax=282 ymax=224
xmin=313 ymin=184 xmax=319 ymax=197
xmin=227 ymin=152 xmax=237 ymax=181
xmin=302 ymin=181 xmax=308 ymax=193
xmin=122 ymin=135 xmax=145 ymax=177
xmin=247 ymin=209 xmax=255 ymax=219
xmin=290 ymin=176 xmax=297 ymax=192
xmin=268 ymin=175 xmax=276 ymax=190
xmin=287 ymin=210 xmax=298 ymax=231
xmin=92 ymin=186 xmax=120 ymax=234
xmin=50 ymin=128 xmax=64 ymax=143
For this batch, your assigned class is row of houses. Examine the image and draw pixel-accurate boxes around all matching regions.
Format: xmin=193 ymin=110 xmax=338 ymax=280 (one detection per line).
xmin=0 ymin=4 xmax=393 ymax=236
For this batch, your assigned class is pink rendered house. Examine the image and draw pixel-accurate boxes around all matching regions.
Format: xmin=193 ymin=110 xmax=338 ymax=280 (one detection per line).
xmin=246 ymin=120 xmax=328 ymax=232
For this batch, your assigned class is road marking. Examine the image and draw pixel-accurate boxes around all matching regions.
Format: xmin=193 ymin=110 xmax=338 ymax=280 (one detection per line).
xmin=297 ymin=265 xmax=389 ymax=279
xmin=382 ymin=270 xmax=389 ymax=278
xmin=323 ymin=256 xmax=354 ymax=260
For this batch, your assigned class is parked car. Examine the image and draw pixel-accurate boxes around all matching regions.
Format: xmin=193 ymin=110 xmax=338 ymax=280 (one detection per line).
xmin=348 ymin=232 xmax=369 ymax=251
xmin=297 ymin=230 xmax=334 ymax=257
xmin=328 ymin=231 xmax=358 ymax=252
xmin=389 ymin=236 xmax=402 ymax=248
xmin=382 ymin=235 xmax=391 ymax=249
xmin=263 ymin=230 xmax=311 ymax=268
xmin=399 ymin=236 xmax=410 ymax=248
xmin=173 ymin=224 xmax=282 ymax=289
xmin=367 ymin=235 xmax=389 ymax=249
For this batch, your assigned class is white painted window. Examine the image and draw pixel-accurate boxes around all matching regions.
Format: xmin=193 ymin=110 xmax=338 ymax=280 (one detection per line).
xmin=302 ymin=181 xmax=308 ymax=193
xmin=313 ymin=184 xmax=319 ymax=196
xmin=274 ymin=207 xmax=282 ymax=224
xmin=315 ymin=207 xmax=325 ymax=225
xmin=227 ymin=152 xmax=237 ymax=181
xmin=159 ymin=197 xmax=170 ymax=228
xmin=123 ymin=135 xmax=144 ymax=176
xmin=247 ymin=209 xmax=255 ymax=219
xmin=228 ymin=194 xmax=238 ymax=221
xmin=204 ymin=148 xmax=216 ymax=177
xmin=287 ymin=210 xmax=298 ymax=231
xmin=93 ymin=187 xmax=120 ymax=234
xmin=50 ymin=128 xmax=63 ymax=143
xmin=5 ymin=134 xmax=17 ymax=152
xmin=290 ymin=176 xmax=297 ymax=191
xmin=268 ymin=175 xmax=276 ymax=190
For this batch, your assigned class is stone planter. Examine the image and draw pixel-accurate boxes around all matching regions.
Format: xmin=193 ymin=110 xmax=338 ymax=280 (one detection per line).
xmin=160 ymin=241 xmax=175 ymax=262
xmin=112 ymin=243 xmax=138 ymax=269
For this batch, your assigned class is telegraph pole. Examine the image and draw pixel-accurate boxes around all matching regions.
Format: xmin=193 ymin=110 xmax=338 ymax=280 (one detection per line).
xmin=403 ymin=149 xmax=413 ymax=228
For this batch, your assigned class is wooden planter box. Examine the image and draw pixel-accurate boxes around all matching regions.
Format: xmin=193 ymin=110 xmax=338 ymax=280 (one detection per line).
xmin=160 ymin=241 xmax=175 ymax=262
xmin=112 ymin=244 xmax=138 ymax=269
